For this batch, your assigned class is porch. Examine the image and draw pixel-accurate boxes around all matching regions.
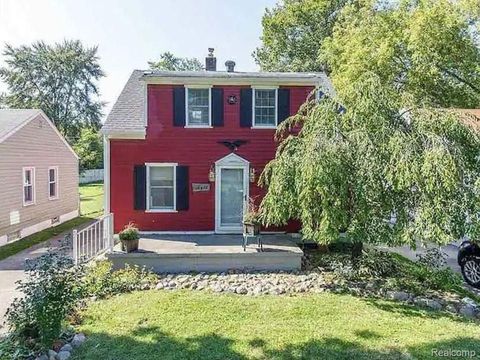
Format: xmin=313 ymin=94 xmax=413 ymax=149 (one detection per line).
xmin=106 ymin=233 xmax=304 ymax=273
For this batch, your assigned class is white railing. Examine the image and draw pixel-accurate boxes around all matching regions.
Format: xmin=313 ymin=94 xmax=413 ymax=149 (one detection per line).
xmin=73 ymin=213 xmax=114 ymax=265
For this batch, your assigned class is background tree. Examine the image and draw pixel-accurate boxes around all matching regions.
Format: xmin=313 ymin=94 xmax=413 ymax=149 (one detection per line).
xmin=253 ymin=0 xmax=350 ymax=73
xmin=321 ymin=0 xmax=480 ymax=108
xmin=0 ymin=40 xmax=105 ymax=143
xmin=259 ymin=0 xmax=480 ymax=250
xmin=148 ymin=52 xmax=203 ymax=71
xmin=73 ymin=128 xmax=103 ymax=172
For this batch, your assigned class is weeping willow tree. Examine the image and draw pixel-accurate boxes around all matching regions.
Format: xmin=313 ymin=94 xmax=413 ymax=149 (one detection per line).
xmin=259 ymin=75 xmax=480 ymax=249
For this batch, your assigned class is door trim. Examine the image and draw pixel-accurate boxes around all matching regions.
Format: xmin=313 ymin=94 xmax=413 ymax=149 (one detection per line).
xmin=214 ymin=154 xmax=249 ymax=234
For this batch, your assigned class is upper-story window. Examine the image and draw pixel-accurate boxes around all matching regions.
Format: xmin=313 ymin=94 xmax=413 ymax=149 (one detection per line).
xmin=23 ymin=167 xmax=35 ymax=206
xmin=253 ymin=88 xmax=278 ymax=128
xmin=186 ymin=87 xmax=211 ymax=127
xmin=48 ymin=166 xmax=58 ymax=200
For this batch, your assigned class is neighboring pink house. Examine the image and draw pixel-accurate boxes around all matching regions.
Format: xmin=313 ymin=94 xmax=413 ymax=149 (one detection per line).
xmin=0 ymin=109 xmax=79 ymax=246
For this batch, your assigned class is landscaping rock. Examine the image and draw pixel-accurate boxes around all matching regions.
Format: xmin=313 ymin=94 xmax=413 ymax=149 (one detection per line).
xmin=60 ymin=344 xmax=73 ymax=353
xmin=57 ymin=351 xmax=71 ymax=360
xmin=155 ymin=282 xmax=164 ymax=290
xmin=414 ymin=298 xmax=443 ymax=311
xmin=48 ymin=350 xmax=57 ymax=360
xmin=459 ymin=305 xmax=477 ymax=319
xmin=36 ymin=355 xmax=48 ymax=360
xmin=71 ymin=333 xmax=86 ymax=347
xmin=387 ymin=291 xmax=411 ymax=302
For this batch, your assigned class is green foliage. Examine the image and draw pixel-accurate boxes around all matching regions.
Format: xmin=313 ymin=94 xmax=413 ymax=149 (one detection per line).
xmin=322 ymin=0 xmax=480 ymax=108
xmin=254 ymin=0 xmax=349 ymax=72
xmin=73 ymin=127 xmax=103 ymax=172
xmin=83 ymin=261 xmax=157 ymax=299
xmin=0 ymin=40 xmax=105 ymax=143
xmin=4 ymin=242 xmax=84 ymax=351
xmin=119 ymin=223 xmax=140 ymax=241
xmin=260 ymin=75 xmax=480 ymax=247
xmin=148 ymin=51 xmax=203 ymax=71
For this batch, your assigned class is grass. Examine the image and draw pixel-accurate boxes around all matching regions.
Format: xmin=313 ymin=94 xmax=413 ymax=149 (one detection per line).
xmin=0 ymin=182 xmax=104 ymax=261
xmin=79 ymin=181 xmax=103 ymax=217
xmin=73 ymin=290 xmax=480 ymax=360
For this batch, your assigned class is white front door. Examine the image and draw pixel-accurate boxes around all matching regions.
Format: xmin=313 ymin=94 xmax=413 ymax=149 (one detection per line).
xmin=215 ymin=154 xmax=249 ymax=233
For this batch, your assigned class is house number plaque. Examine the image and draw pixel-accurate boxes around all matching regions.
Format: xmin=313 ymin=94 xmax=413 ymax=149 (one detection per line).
xmin=192 ymin=183 xmax=210 ymax=192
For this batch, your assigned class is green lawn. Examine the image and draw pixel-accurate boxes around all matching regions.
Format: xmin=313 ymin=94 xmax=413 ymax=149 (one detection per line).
xmin=80 ymin=182 xmax=104 ymax=217
xmin=0 ymin=182 xmax=103 ymax=260
xmin=73 ymin=291 xmax=480 ymax=360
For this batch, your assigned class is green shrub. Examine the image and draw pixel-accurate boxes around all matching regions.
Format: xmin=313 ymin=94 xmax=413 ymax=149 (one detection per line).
xmin=119 ymin=222 xmax=140 ymax=241
xmin=4 ymin=242 xmax=84 ymax=352
xmin=83 ymin=261 xmax=157 ymax=298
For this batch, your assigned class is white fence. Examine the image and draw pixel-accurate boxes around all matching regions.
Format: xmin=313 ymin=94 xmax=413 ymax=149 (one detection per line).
xmin=73 ymin=213 xmax=114 ymax=264
xmin=79 ymin=169 xmax=104 ymax=184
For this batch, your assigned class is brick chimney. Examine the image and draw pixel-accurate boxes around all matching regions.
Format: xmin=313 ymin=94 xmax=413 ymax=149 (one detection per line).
xmin=205 ymin=48 xmax=216 ymax=71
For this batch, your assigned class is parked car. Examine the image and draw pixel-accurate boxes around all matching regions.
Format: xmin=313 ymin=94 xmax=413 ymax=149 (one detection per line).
xmin=458 ymin=240 xmax=480 ymax=288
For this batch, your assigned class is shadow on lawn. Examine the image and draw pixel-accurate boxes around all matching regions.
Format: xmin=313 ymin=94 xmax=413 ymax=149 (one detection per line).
xmin=72 ymin=325 xmax=480 ymax=360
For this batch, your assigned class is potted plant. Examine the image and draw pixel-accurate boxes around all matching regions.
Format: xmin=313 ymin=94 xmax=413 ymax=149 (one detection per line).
xmin=119 ymin=222 xmax=140 ymax=253
xmin=243 ymin=198 xmax=261 ymax=236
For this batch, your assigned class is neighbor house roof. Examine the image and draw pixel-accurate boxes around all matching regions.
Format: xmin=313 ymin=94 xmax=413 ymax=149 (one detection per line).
xmin=0 ymin=108 xmax=78 ymax=158
xmin=102 ymin=69 xmax=334 ymax=136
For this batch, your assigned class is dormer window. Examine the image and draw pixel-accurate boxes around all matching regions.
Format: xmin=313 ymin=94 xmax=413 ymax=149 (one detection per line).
xmin=186 ymin=86 xmax=211 ymax=127
xmin=252 ymin=87 xmax=278 ymax=128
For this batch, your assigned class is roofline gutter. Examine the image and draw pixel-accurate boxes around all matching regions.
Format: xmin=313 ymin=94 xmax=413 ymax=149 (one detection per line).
xmin=141 ymin=76 xmax=324 ymax=87
xmin=101 ymin=129 xmax=146 ymax=139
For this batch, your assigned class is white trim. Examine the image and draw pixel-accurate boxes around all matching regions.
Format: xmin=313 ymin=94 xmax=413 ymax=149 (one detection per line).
xmin=146 ymin=163 xmax=178 ymax=212
xmin=144 ymin=82 xmax=148 ymax=127
xmin=215 ymin=154 xmax=249 ymax=234
xmin=252 ymin=88 xmax=278 ymax=129
xmin=185 ymin=86 xmax=212 ymax=128
xmin=184 ymin=84 xmax=213 ymax=89
xmin=22 ymin=167 xmax=35 ymax=206
xmin=0 ymin=209 xmax=79 ymax=248
xmin=103 ymin=136 xmax=110 ymax=215
xmin=144 ymin=77 xmax=323 ymax=87
xmin=48 ymin=166 xmax=59 ymax=200
xmin=105 ymin=130 xmax=146 ymax=139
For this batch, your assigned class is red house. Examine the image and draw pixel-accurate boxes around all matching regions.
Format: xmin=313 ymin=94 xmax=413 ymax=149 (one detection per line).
xmin=102 ymin=51 xmax=333 ymax=234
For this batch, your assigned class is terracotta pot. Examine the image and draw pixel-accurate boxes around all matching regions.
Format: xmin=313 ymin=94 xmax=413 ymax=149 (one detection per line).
xmin=121 ymin=239 xmax=139 ymax=253
xmin=243 ymin=222 xmax=260 ymax=236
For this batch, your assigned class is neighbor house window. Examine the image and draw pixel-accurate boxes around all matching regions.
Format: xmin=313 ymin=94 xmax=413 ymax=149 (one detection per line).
xmin=253 ymin=88 xmax=277 ymax=128
xmin=48 ymin=167 xmax=58 ymax=199
xmin=186 ymin=87 xmax=211 ymax=127
xmin=147 ymin=164 xmax=176 ymax=211
xmin=23 ymin=167 xmax=35 ymax=206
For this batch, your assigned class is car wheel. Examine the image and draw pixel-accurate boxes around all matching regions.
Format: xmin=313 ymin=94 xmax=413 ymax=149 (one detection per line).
xmin=460 ymin=255 xmax=480 ymax=288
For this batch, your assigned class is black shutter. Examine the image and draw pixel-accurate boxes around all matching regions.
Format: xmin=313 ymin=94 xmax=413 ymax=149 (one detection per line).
xmin=173 ymin=86 xmax=186 ymax=127
xmin=240 ymin=88 xmax=252 ymax=127
xmin=277 ymin=88 xmax=290 ymax=124
xmin=176 ymin=166 xmax=189 ymax=211
xmin=133 ymin=165 xmax=146 ymax=210
xmin=211 ymin=88 xmax=224 ymax=127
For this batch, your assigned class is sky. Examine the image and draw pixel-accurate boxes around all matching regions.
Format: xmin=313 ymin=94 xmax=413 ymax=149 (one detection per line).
xmin=0 ymin=0 xmax=277 ymax=117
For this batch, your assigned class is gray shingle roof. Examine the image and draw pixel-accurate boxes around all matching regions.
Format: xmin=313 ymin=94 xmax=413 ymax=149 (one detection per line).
xmin=102 ymin=70 xmax=145 ymax=134
xmin=102 ymin=69 xmax=334 ymax=134
xmin=0 ymin=109 xmax=41 ymax=142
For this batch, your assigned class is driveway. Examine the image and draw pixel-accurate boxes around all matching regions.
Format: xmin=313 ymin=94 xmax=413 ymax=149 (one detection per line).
xmin=0 ymin=221 xmax=94 ymax=334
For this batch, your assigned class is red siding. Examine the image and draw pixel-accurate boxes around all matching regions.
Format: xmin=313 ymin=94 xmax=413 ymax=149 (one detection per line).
xmin=110 ymin=84 xmax=313 ymax=232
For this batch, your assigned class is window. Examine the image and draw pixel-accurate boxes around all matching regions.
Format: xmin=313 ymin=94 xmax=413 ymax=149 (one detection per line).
xmin=253 ymin=88 xmax=277 ymax=127
xmin=23 ymin=167 xmax=35 ymax=206
xmin=48 ymin=167 xmax=58 ymax=199
xmin=147 ymin=164 xmax=176 ymax=211
xmin=186 ymin=87 xmax=211 ymax=127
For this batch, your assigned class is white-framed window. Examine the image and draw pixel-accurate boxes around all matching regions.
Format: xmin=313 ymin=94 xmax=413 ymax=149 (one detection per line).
xmin=185 ymin=86 xmax=211 ymax=127
xmin=48 ymin=166 xmax=59 ymax=200
xmin=252 ymin=87 xmax=278 ymax=128
xmin=146 ymin=163 xmax=177 ymax=212
xmin=23 ymin=167 xmax=35 ymax=206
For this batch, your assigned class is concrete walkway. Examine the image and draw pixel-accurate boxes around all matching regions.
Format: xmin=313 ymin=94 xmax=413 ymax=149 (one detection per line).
xmin=0 ymin=220 xmax=94 ymax=334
